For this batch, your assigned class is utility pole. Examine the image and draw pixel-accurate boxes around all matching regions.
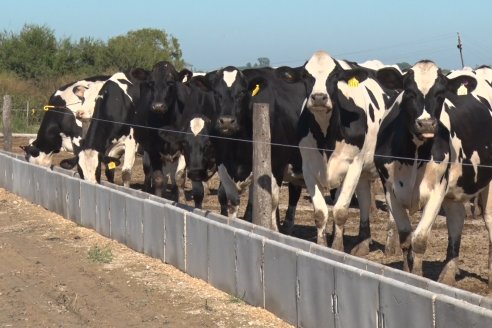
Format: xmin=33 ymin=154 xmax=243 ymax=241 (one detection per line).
xmin=457 ymin=32 xmax=465 ymax=68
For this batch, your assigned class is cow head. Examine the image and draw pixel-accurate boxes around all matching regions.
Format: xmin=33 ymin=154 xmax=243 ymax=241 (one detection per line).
xmin=197 ymin=67 xmax=248 ymax=136
xmin=147 ymin=61 xmax=192 ymax=114
xmin=158 ymin=114 xmax=216 ymax=182
xmin=21 ymin=142 xmax=53 ymax=167
xmin=60 ymin=151 xmax=120 ymax=183
xmin=377 ymin=60 xmax=477 ymax=141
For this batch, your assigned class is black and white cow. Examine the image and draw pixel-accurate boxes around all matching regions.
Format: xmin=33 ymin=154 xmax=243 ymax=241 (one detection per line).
xmin=59 ymin=69 xmax=150 ymax=186
xmin=22 ymin=76 xmax=109 ymax=167
xmin=60 ymin=62 xmax=192 ymax=197
xmin=375 ymin=60 xmax=492 ymax=285
xmin=296 ymin=51 xmax=395 ymax=254
xmin=197 ymin=65 xmax=306 ymax=232
xmin=156 ymin=75 xmax=218 ymax=208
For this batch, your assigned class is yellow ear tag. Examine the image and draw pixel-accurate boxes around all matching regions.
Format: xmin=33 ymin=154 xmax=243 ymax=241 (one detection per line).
xmin=348 ymin=77 xmax=360 ymax=87
xmin=251 ymin=84 xmax=260 ymax=96
xmin=107 ymin=162 xmax=116 ymax=170
xmin=457 ymin=84 xmax=468 ymax=96
xmin=43 ymin=105 xmax=54 ymax=111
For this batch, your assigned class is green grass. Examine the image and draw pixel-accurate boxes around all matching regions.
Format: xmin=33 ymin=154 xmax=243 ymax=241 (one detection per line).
xmin=87 ymin=244 xmax=113 ymax=264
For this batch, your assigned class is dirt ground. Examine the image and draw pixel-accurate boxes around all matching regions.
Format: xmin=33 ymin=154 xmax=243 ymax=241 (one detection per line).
xmin=1 ymin=136 xmax=491 ymax=327
xmin=0 ymin=138 xmax=292 ymax=328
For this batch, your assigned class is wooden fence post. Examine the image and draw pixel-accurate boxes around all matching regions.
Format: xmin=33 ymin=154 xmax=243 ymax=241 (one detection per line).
xmin=3 ymin=95 xmax=12 ymax=152
xmin=252 ymin=102 xmax=272 ymax=229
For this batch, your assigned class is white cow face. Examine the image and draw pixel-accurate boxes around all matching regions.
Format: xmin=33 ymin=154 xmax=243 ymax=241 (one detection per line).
xmin=377 ymin=60 xmax=477 ymax=142
xmin=303 ymin=51 xmax=338 ymax=113
xmin=78 ymin=149 xmax=101 ymax=183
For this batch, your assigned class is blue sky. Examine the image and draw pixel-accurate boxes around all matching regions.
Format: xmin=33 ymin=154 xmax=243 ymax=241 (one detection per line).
xmin=2 ymin=0 xmax=491 ymax=71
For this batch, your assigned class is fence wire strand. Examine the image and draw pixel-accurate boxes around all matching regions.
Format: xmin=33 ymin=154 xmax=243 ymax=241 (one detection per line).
xmin=22 ymin=105 xmax=492 ymax=170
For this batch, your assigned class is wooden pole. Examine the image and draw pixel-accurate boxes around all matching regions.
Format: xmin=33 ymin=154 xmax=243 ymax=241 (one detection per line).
xmin=252 ymin=102 xmax=272 ymax=228
xmin=2 ymin=95 xmax=12 ymax=152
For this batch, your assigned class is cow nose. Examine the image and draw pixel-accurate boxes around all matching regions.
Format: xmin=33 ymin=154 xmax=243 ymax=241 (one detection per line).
xmin=416 ymin=118 xmax=437 ymax=129
xmin=152 ymin=102 xmax=167 ymax=112
xmin=310 ymin=93 xmax=328 ymax=106
xmin=218 ymin=116 xmax=236 ymax=128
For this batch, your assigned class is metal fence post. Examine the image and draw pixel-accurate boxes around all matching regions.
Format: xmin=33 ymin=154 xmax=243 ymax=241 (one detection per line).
xmin=252 ymin=102 xmax=272 ymax=228
xmin=3 ymin=95 xmax=12 ymax=152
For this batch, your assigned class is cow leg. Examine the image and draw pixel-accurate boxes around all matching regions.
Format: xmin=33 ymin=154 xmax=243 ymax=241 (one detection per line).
xmin=304 ymin=173 xmax=329 ymax=246
xmin=478 ymin=184 xmax=492 ymax=288
xmin=217 ymin=164 xmax=241 ymax=219
xmin=332 ymin=160 xmax=364 ymax=252
xmin=191 ymin=180 xmax=204 ymax=208
xmin=120 ymin=138 xmax=137 ymax=188
xmin=173 ymin=155 xmax=187 ymax=203
xmin=271 ymin=179 xmax=280 ymax=232
xmin=148 ymin=151 xmax=165 ymax=197
xmin=243 ymin=185 xmax=253 ymax=222
xmin=385 ymin=185 xmax=413 ymax=272
xmin=142 ymin=151 xmax=152 ymax=192
xmin=384 ymin=212 xmax=400 ymax=256
xmin=411 ymin=181 xmax=447 ymax=276
xmin=350 ymin=177 xmax=372 ymax=256
xmin=218 ymin=183 xmax=229 ymax=216
xmin=439 ymin=200 xmax=465 ymax=285
xmin=280 ymin=183 xmax=302 ymax=235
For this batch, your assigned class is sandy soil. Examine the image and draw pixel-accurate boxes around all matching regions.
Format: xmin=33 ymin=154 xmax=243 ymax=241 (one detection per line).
xmin=0 ymin=137 xmax=293 ymax=327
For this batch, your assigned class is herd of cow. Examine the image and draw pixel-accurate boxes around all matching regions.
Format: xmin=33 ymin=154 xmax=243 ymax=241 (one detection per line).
xmin=20 ymin=50 xmax=492 ymax=288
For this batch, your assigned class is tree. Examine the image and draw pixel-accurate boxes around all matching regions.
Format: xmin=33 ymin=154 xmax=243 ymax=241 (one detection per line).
xmin=106 ymin=28 xmax=185 ymax=71
xmin=0 ymin=24 xmax=57 ymax=79
xmin=257 ymin=57 xmax=270 ymax=68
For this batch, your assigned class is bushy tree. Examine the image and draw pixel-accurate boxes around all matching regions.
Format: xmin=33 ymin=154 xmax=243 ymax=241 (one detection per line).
xmin=107 ymin=28 xmax=185 ymax=70
xmin=0 ymin=24 xmax=57 ymax=79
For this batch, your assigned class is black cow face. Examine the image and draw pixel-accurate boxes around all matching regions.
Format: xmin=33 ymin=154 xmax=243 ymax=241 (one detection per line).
xmin=183 ymin=115 xmax=216 ymax=181
xmin=147 ymin=61 xmax=191 ymax=114
xmin=377 ymin=60 xmax=477 ymax=141
xmin=202 ymin=67 xmax=248 ymax=136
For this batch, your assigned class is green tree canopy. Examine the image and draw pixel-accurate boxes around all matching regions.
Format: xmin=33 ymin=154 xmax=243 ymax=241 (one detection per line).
xmin=107 ymin=28 xmax=185 ymax=71
xmin=0 ymin=24 xmax=57 ymax=79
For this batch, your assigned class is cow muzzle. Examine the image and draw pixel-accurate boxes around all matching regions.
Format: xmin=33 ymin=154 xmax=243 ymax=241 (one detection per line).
xmin=217 ymin=115 xmax=239 ymax=135
xmin=151 ymin=102 xmax=168 ymax=114
xmin=415 ymin=118 xmax=437 ymax=139
xmin=307 ymin=93 xmax=332 ymax=112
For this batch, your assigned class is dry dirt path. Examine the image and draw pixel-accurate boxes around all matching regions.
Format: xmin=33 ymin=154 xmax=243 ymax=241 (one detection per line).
xmin=0 ymin=188 xmax=291 ymax=328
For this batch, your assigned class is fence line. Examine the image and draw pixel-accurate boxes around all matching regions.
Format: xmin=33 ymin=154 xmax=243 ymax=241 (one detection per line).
xmin=14 ymin=104 xmax=492 ymax=171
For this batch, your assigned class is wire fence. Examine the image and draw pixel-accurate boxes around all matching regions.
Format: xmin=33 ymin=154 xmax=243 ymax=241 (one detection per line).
xmin=5 ymin=102 xmax=492 ymax=171
xmin=0 ymin=106 xmax=43 ymax=133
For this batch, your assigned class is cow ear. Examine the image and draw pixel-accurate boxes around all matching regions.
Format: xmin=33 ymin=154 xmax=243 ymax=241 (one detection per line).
xmin=179 ymin=69 xmax=193 ymax=83
xmin=376 ymin=67 xmax=403 ymax=90
xmin=446 ymin=75 xmax=477 ymax=95
xmin=60 ymin=156 xmax=79 ymax=169
xmin=130 ymin=68 xmax=150 ymax=82
xmin=338 ymin=68 xmax=369 ymax=86
xmin=248 ymin=77 xmax=268 ymax=97
xmin=192 ymin=75 xmax=213 ymax=92
xmin=276 ymin=66 xmax=302 ymax=83
xmin=101 ymin=156 xmax=121 ymax=169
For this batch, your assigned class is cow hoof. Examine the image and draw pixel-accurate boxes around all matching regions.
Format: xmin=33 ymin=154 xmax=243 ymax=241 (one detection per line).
xmin=331 ymin=236 xmax=343 ymax=251
xmin=384 ymin=234 xmax=399 ymax=256
xmin=438 ymin=260 xmax=459 ymax=286
xmin=279 ymin=220 xmax=295 ymax=235
xmin=350 ymin=239 xmax=371 ymax=257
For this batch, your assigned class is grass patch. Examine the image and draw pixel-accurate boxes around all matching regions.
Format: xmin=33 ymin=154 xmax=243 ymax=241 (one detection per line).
xmin=87 ymin=244 xmax=113 ymax=264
